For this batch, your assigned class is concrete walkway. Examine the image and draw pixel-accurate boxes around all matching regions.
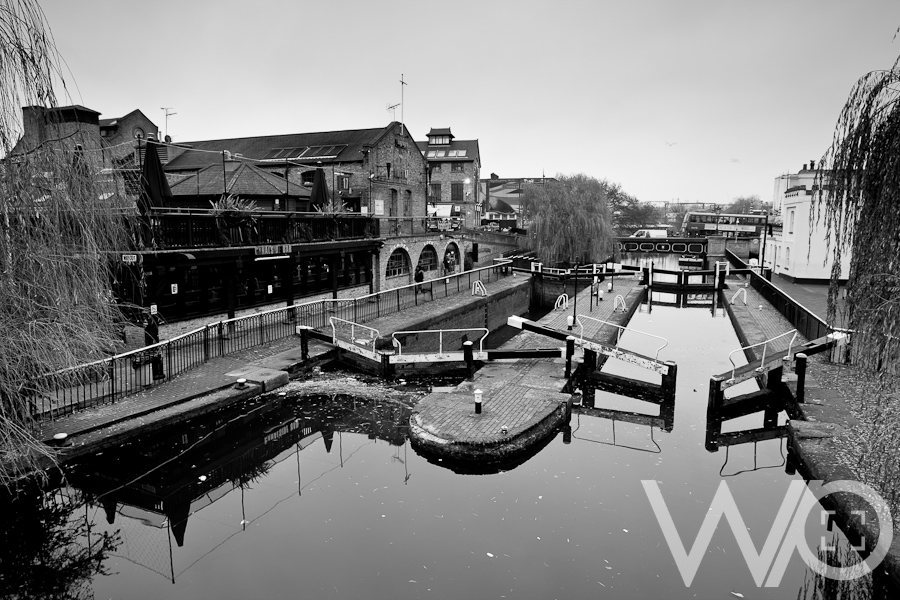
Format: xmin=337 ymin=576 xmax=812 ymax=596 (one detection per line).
xmin=409 ymin=277 xmax=644 ymax=462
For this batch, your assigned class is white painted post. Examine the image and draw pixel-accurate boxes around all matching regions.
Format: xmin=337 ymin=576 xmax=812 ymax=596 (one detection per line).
xmin=474 ymin=389 xmax=483 ymax=414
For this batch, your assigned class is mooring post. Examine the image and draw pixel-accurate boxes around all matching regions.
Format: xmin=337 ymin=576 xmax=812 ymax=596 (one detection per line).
xmin=474 ymin=389 xmax=483 ymax=414
xmin=565 ymin=336 xmax=575 ymax=378
xmin=661 ymin=361 xmax=678 ymax=400
xmin=584 ymin=348 xmax=597 ymax=372
xmin=707 ymin=376 xmax=724 ymax=412
xmin=795 ymin=352 xmax=807 ymax=403
xmin=381 ymin=352 xmax=393 ymax=380
xmin=463 ymin=341 xmax=474 ymax=379
xmin=766 ymin=361 xmax=783 ymax=391
xmin=298 ymin=325 xmax=310 ymax=361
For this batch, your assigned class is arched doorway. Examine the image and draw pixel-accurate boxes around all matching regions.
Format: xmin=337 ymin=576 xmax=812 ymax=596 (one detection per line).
xmin=443 ymin=242 xmax=460 ymax=275
xmin=417 ymin=245 xmax=438 ymax=273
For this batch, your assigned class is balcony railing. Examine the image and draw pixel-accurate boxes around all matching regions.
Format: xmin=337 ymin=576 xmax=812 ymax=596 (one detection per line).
xmin=145 ymin=208 xmax=378 ymax=249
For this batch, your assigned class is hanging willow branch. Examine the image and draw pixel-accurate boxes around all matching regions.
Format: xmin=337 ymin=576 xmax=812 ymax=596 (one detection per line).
xmin=815 ymin=55 xmax=900 ymax=380
xmin=0 ymin=1 xmax=133 ymax=484
xmin=521 ymin=174 xmax=616 ymax=266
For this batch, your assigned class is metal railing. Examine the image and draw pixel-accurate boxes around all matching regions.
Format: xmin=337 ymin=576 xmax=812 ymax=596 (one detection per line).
xmin=727 ymin=329 xmax=798 ymax=381
xmin=391 ymin=328 xmax=489 ymax=355
xmin=28 ymin=260 xmax=512 ymax=421
xmin=575 ymin=315 xmax=669 ymax=360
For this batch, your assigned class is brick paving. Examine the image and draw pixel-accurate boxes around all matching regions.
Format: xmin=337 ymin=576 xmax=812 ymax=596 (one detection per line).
xmin=410 ymin=277 xmax=643 ymax=454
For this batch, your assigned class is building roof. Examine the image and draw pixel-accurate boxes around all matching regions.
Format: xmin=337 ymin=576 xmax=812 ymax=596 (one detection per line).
xmin=416 ymin=139 xmax=480 ymax=162
xmin=168 ymin=160 xmax=310 ymax=198
xmin=427 ymin=127 xmax=454 ymax=138
xmin=164 ymin=123 xmax=403 ymax=171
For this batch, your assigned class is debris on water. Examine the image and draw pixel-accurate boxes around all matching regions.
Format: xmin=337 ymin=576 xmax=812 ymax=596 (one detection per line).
xmin=622 ymin=528 xmax=628 ymax=533
xmin=198 ymin=475 xmax=207 ymax=482
xmin=486 ymin=552 xmax=494 ymax=557
xmin=731 ymin=593 xmax=744 ymax=598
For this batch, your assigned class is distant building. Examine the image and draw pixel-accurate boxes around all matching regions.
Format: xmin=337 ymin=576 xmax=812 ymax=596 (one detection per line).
xmin=416 ymin=127 xmax=481 ymax=227
xmin=766 ymin=161 xmax=850 ymax=283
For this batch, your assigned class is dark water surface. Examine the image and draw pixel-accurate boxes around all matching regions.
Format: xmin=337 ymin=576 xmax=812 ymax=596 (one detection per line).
xmin=7 ymin=304 xmax=869 ymax=599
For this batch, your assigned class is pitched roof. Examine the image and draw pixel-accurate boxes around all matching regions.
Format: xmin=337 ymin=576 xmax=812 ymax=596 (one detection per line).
xmin=165 ymin=123 xmax=399 ymax=171
xmin=416 ymin=139 xmax=480 ymax=162
xmin=168 ymin=161 xmax=310 ymax=198
xmin=427 ymin=127 xmax=453 ymax=138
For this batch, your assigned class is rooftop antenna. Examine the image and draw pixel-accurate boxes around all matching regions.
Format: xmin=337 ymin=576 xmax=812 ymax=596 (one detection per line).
xmin=161 ymin=107 xmax=176 ymax=140
xmin=386 ymin=102 xmax=400 ymax=121
xmin=399 ymin=74 xmax=407 ymax=135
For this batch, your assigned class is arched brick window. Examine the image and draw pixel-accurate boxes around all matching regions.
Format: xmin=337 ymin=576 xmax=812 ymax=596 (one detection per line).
xmin=386 ymin=248 xmax=411 ymax=278
xmin=418 ymin=245 xmax=438 ymax=271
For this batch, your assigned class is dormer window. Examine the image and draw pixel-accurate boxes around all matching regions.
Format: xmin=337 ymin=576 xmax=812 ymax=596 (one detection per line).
xmin=429 ymin=135 xmax=450 ymax=145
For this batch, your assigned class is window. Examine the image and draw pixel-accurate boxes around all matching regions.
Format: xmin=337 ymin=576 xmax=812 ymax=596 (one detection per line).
xmin=404 ymin=190 xmax=412 ymax=216
xmin=451 ymin=182 xmax=463 ymax=203
xmin=435 ymin=150 xmax=446 ymax=158
xmin=785 ymin=247 xmax=791 ymax=269
xmin=429 ymin=183 xmax=441 ymax=199
xmin=788 ymin=210 xmax=795 ymax=234
xmin=430 ymin=163 xmax=442 ymax=174
xmin=418 ymin=246 xmax=438 ymax=271
xmin=451 ymin=162 xmax=465 ymax=172
xmin=301 ymin=171 xmax=315 ymax=186
xmin=430 ymin=135 xmax=449 ymax=145
xmin=386 ymin=249 xmax=410 ymax=278
xmin=427 ymin=150 xmax=436 ymax=158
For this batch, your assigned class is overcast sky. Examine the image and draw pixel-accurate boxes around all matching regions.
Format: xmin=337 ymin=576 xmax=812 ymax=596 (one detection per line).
xmin=42 ymin=0 xmax=900 ymax=205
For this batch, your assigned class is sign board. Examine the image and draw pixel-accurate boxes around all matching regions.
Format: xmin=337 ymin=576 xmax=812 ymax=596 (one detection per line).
xmin=374 ymin=199 xmax=384 ymax=215
xmin=150 ymin=304 xmax=158 ymax=315
xmin=256 ymin=244 xmax=290 ymax=256
xmin=121 ymin=254 xmax=138 ymax=264
xmin=267 ymin=285 xmax=273 ymax=294
xmin=171 ymin=283 xmax=178 ymax=295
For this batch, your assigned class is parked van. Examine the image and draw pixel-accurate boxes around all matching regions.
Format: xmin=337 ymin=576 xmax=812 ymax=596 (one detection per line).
xmin=630 ymin=229 xmax=668 ymax=238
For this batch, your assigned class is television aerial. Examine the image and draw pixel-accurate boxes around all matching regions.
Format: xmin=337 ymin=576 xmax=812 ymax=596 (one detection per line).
xmin=386 ymin=102 xmax=400 ymax=121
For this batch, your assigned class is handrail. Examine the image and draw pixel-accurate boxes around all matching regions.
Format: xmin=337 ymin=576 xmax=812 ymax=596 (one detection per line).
xmin=554 ymin=294 xmax=569 ymax=309
xmin=329 ymin=317 xmax=379 ymax=347
xmin=391 ymin=328 xmax=489 ymax=355
xmin=614 ymin=295 xmax=627 ymax=313
xmin=575 ymin=315 xmax=669 ymax=360
xmin=730 ymin=287 xmax=747 ymax=306
xmin=472 ymin=280 xmax=487 ymax=296
xmin=727 ymin=329 xmax=797 ymax=381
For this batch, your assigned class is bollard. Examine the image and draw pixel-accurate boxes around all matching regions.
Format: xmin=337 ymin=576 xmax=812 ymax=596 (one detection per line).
xmin=566 ymin=315 xmax=574 ymax=331
xmin=795 ymin=352 xmax=808 ymax=403
xmin=598 ymin=289 xmax=604 ymax=302
xmin=463 ymin=341 xmax=474 ymax=379
xmin=474 ymin=389 xmax=483 ymax=414
xmin=235 ymin=377 xmax=248 ymax=389
xmin=565 ymin=336 xmax=575 ymax=378
xmin=607 ymin=281 xmax=613 ymax=293
xmin=298 ymin=326 xmax=310 ymax=361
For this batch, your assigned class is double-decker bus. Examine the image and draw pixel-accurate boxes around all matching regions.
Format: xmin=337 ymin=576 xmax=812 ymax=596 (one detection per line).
xmin=681 ymin=212 xmax=767 ymax=238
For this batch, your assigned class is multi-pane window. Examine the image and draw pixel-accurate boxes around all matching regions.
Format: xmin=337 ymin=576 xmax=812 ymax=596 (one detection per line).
xmin=451 ymin=162 xmax=465 ymax=172
xmin=418 ymin=246 xmax=438 ymax=271
xmin=429 ymin=183 xmax=441 ymax=200
xmin=386 ymin=249 xmax=410 ymax=277
xmin=788 ymin=210 xmax=795 ymax=234
xmin=451 ymin=182 xmax=464 ymax=203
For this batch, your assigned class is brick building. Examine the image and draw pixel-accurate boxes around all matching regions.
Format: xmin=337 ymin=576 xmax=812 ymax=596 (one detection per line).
xmin=164 ymin=121 xmax=427 ymax=218
xmin=416 ymin=127 xmax=481 ymax=228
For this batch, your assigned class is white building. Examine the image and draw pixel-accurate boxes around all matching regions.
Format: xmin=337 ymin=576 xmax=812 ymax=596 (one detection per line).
xmin=765 ymin=161 xmax=850 ymax=283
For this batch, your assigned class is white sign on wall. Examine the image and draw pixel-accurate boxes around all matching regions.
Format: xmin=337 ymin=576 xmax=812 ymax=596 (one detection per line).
xmin=170 ymin=283 xmax=178 ymax=295
xmin=374 ymin=199 xmax=384 ymax=215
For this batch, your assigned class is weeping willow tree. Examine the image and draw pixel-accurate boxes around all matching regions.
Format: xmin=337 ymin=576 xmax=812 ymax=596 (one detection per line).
xmin=520 ymin=173 xmax=616 ymax=265
xmin=815 ymin=55 xmax=900 ymax=381
xmin=1 ymin=1 xmax=132 ymax=483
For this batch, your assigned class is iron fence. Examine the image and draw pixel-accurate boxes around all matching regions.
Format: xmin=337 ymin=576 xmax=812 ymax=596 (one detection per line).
xmin=28 ymin=261 xmax=511 ymax=422
xmin=748 ymin=271 xmax=831 ymax=341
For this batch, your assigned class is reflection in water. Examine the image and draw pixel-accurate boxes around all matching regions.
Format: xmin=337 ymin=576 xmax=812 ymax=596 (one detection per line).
xmin=61 ymin=393 xmax=411 ymax=584
xmin=796 ymin=535 xmax=880 ymax=600
xmin=0 ymin=481 xmax=119 ymax=599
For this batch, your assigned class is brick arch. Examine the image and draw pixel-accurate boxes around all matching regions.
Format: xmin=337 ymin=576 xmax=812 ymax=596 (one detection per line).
xmin=442 ymin=242 xmax=461 ymax=274
xmin=417 ymin=244 xmax=439 ymax=272
xmin=385 ymin=246 xmax=412 ymax=281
